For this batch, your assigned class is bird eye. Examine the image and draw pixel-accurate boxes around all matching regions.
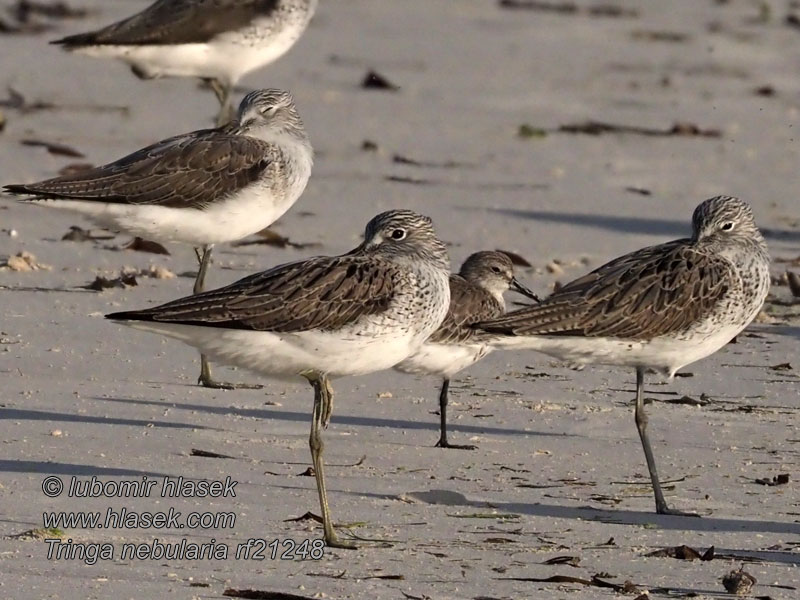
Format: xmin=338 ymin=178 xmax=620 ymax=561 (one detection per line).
xmin=491 ymin=266 xmax=502 ymax=273
xmin=720 ymin=221 xmax=734 ymax=232
xmin=390 ymin=228 xmax=406 ymax=240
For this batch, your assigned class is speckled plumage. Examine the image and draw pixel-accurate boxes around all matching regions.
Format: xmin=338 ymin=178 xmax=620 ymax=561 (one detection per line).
xmin=478 ymin=196 xmax=770 ymax=513
xmin=4 ymin=89 xmax=311 ymax=223
xmin=480 ymin=196 xmax=770 ymax=375
xmin=54 ymin=0 xmax=289 ymax=47
xmin=4 ymin=89 xmax=312 ymax=389
xmin=107 ymin=210 xmax=450 ymax=363
xmin=396 ymin=251 xmax=539 ymax=449
xmin=52 ymin=0 xmax=316 ymax=84
xmin=107 ymin=209 xmax=451 ymax=548
xmin=52 ymin=0 xmax=317 ymax=123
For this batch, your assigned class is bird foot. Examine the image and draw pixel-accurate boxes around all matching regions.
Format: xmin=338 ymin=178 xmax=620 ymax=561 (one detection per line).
xmin=435 ymin=440 xmax=477 ymax=450
xmin=198 ymin=375 xmax=263 ymax=390
xmin=324 ymin=532 xmax=358 ymax=550
xmin=656 ymin=505 xmax=700 ymax=517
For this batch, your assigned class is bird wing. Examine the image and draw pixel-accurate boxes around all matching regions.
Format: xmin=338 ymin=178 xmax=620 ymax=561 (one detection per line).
xmin=4 ymin=131 xmax=275 ymax=210
xmin=107 ymin=255 xmax=402 ymax=333
xmin=429 ymin=275 xmax=504 ymax=344
xmin=478 ymin=241 xmax=735 ymax=339
xmin=53 ymin=0 xmax=281 ymax=47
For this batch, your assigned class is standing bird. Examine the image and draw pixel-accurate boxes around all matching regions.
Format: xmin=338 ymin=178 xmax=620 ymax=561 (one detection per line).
xmin=477 ymin=196 xmax=770 ymax=515
xmin=52 ymin=0 xmax=318 ymax=126
xmin=395 ymin=251 xmax=540 ymax=449
xmin=4 ymin=89 xmax=313 ymax=390
xmin=106 ymin=210 xmax=452 ymax=548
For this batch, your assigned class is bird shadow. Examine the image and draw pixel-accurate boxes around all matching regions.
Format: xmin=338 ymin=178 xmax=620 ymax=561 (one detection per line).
xmin=94 ymin=396 xmax=570 ymax=438
xmin=0 ymin=407 xmax=216 ymax=431
xmin=763 ymin=324 xmax=800 ymax=340
xmin=488 ymin=208 xmax=800 ymax=242
xmin=0 ymin=459 xmax=172 ymax=479
xmin=329 ymin=487 xmax=800 ymax=537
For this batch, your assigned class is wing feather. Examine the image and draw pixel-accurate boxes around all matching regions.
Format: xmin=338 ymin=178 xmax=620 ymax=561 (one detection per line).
xmin=479 ymin=241 xmax=733 ymax=340
xmin=53 ymin=0 xmax=281 ymax=47
xmin=429 ymin=275 xmax=504 ymax=344
xmin=107 ymin=255 xmax=400 ymax=333
xmin=4 ymin=132 xmax=273 ymax=210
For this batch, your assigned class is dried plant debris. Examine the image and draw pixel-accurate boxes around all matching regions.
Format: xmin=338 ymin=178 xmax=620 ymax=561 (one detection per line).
xmin=233 ymin=228 xmax=320 ymax=250
xmin=646 ymin=545 xmax=715 ymax=561
xmin=659 ymin=394 xmax=710 ymax=406
xmin=1 ymin=1 xmax=87 ymax=34
xmin=630 ymin=30 xmax=690 ymax=43
xmin=361 ymin=139 xmax=379 ymax=152
xmin=722 ymin=567 xmax=756 ymax=595
xmin=223 ymin=590 xmax=315 ymax=600
xmin=21 ymin=138 xmax=84 ymax=157
xmin=0 ymin=15 xmax=50 ymax=34
xmin=385 ymin=175 xmax=434 ymax=185
xmin=10 ymin=1 xmax=88 ymax=21
xmin=542 ymin=555 xmax=580 ymax=567
xmin=61 ymin=226 xmax=114 ymax=242
xmin=0 ymin=87 xmax=53 ymax=111
xmin=84 ymin=272 xmax=138 ymax=291
xmin=755 ymin=85 xmax=776 ymax=96
xmin=558 ymin=120 xmax=720 ymax=137
xmin=787 ymin=272 xmax=800 ymax=297
xmin=190 ymin=448 xmax=234 ymax=459
xmin=770 ymin=362 xmax=793 ymax=371
xmin=6 ymin=527 xmax=65 ymax=540
xmin=600 ymin=537 xmax=616 ymax=546
xmin=496 ymin=249 xmax=532 ymax=267
xmin=625 ymin=186 xmax=652 ymax=196
xmin=498 ymin=575 xmax=640 ymax=594
xmin=518 ymin=123 xmax=548 ymax=138
xmin=753 ymin=473 xmax=790 ymax=486
xmin=361 ymin=70 xmax=399 ymax=91
xmin=121 ymin=237 xmax=170 ymax=255
xmin=498 ymin=1 xmax=638 ymax=18
xmin=58 ymin=162 xmax=94 ymax=176
xmin=284 ymin=511 xmax=323 ymax=523
xmin=0 ymin=87 xmax=128 ymax=114
xmin=1 ymin=251 xmax=52 ymax=271
xmin=392 ymin=154 xmax=470 ymax=168
xmin=83 ymin=265 xmax=175 ymax=291
xmin=138 ymin=265 xmax=175 ymax=279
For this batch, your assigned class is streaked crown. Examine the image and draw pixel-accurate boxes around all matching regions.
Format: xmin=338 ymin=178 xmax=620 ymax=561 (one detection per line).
xmin=692 ymin=196 xmax=764 ymax=246
xmin=236 ymin=88 xmax=306 ymax=139
xmin=459 ymin=251 xmax=540 ymax=303
xmin=460 ymin=251 xmax=514 ymax=290
xmin=361 ymin=209 xmax=450 ymax=270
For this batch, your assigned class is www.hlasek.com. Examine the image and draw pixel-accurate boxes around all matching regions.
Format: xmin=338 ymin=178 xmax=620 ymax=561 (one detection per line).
xmin=40 ymin=475 xmax=324 ymax=564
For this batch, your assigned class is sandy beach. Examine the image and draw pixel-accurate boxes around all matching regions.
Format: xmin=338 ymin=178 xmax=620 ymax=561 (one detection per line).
xmin=1 ymin=0 xmax=799 ymax=598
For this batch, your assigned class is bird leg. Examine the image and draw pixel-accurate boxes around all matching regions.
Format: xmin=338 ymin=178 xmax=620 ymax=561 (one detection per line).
xmin=193 ymin=245 xmax=213 ymax=295
xmin=633 ymin=367 xmax=696 ymax=516
xmin=193 ymin=245 xmax=263 ymax=390
xmin=207 ymin=78 xmax=234 ymax=127
xmin=306 ymin=373 xmax=356 ymax=549
xmin=434 ymin=378 xmax=476 ymax=450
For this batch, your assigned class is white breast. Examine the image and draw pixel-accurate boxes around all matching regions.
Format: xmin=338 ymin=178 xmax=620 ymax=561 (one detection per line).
xmin=396 ymin=342 xmax=490 ymax=379
xmin=490 ymin=322 xmax=745 ymax=378
xmin=115 ymin=321 xmax=420 ymax=381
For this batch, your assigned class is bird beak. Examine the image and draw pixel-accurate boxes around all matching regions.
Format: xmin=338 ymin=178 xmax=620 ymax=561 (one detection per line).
xmin=510 ymin=277 xmax=541 ymax=303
